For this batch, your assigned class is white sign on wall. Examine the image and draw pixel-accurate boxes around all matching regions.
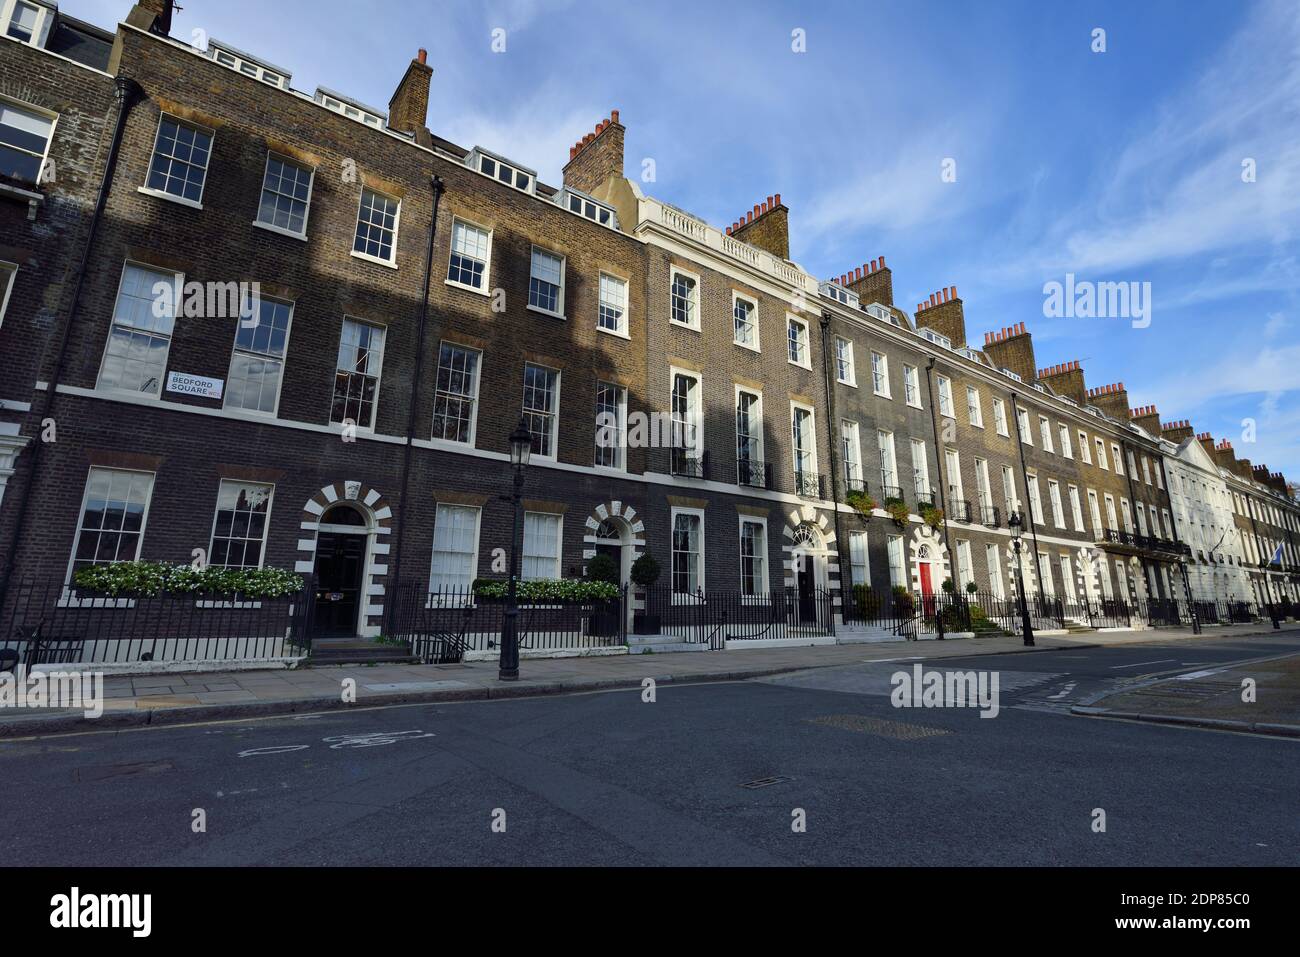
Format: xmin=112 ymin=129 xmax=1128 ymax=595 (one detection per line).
xmin=165 ymin=371 xmax=224 ymax=400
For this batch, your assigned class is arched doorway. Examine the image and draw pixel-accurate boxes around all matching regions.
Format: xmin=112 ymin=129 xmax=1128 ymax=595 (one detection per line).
xmin=313 ymin=503 xmax=373 ymax=638
xmin=790 ymin=522 xmax=829 ymax=623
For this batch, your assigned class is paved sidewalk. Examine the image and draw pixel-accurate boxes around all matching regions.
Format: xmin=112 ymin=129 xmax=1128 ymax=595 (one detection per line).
xmin=2 ymin=621 xmax=1294 ymax=738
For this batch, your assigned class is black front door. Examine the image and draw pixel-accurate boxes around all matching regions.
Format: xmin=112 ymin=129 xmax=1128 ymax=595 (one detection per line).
xmin=313 ymin=532 xmax=366 ymax=636
xmin=797 ymin=561 xmax=816 ymax=623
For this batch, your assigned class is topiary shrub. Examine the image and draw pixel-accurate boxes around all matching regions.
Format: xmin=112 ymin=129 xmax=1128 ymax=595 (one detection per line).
xmin=630 ymin=553 xmax=661 ymax=587
xmin=966 ymin=580 xmax=979 ymax=595
xmin=585 ymin=552 xmax=619 ymax=585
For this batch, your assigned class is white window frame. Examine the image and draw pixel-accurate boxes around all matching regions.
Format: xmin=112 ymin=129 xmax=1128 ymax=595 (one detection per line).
xmin=594 ymin=379 xmax=628 ymax=471
xmin=946 ymin=448 xmax=964 ymax=503
xmin=597 ymin=270 xmax=629 ymax=338
xmin=96 ymin=260 xmax=179 ymax=397
xmin=0 ymin=94 xmax=56 ymax=186
xmin=522 ymin=362 xmax=561 ymax=461
xmin=849 ymin=530 xmax=870 ymax=588
xmin=738 ymin=515 xmax=770 ymax=597
xmin=64 ymin=466 xmax=156 ymax=593
xmin=351 ymin=186 xmax=401 ymax=268
xmin=139 ymin=112 xmax=214 ymax=209
xmin=871 ymin=351 xmax=891 ymax=398
xmin=913 ymin=439 xmax=932 ymax=499
xmin=787 ymin=314 xmax=811 ymax=369
xmin=903 ymin=363 xmax=921 ymax=408
xmin=732 ymin=291 xmax=760 ymax=351
xmin=1040 ymin=416 xmax=1054 ymax=453
xmin=1059 ymin=424 xmax=1072 ymax=458
xmin=446 ymin=216 xmax=493 ymax=295
xmin=4 ymin=0 xmax=53 ymax=47
xmin=956 ymin=539 xmax=974 ymax=591
xmin=670 ymin=366 xmax=703 ymax=467
xmin=521 ymin=510 xmax=563 ymax=581
xmin=937 ymin=375 xmax=954 ymax=418
xmin=1027 ymin=473 xmax=1044 ymax=525
xmin=1088 ymin=488 xmax=1103 ymax=536
xmin=992 ymin=397 xmax=1009 ymax=436
xmin=841 ymin=419 xmax=863 ymax=490
xmin=790 ymin=400 xmax=819 ymax=485
xmin=1079 ymin=431 xmax=1092 ymax=464
xmin=1068 ymin=484 xmax=1085 ymax=532
xmin=835 ymin=336 xmax=856 ymax=386
xmin=527 ymin=244 xmax=567 ymax=319
xmin=0 ymin=259 xmax=16 ymax=329
xmin=330 ymin=316 xmax=386 ymax=430
xmin=887 ymin=534 xmax=906 ymax=588
xmin=253 ymin=151 xmax=315 ymax=240
xmin=669 ymin=266 xmax=700 ymax=331
xmin=670 ymin=506 xmax=705 ymax=598
xmin=1095 ymin=437 xmax=1108 ymax=470
xmin=878 ymin=429 xmax=898 ymax=493
xmin=1048 ymin=479 xmax=1065 ymax=528
xmin=735 ymin=385 xmax=764 ymax=484
xmin=224 ymin=295 xmax=293 ymax=416
xmin=1016 ymin=407 xmax=1032 ymax=445
xmin=966 ymin=386 xmax=983 ymax=428
xmin=429 ymin=503 xmax=482 ymax=595
xmin=431 ymin=340 xmax=482 ymax=446
xmin=1112 ymin=443 xmax=1123 ymax=475
xmin=986 ymin=543 xmax=1005 ymax=599
xmin=207 ymin=479 xmax=275 ymax=570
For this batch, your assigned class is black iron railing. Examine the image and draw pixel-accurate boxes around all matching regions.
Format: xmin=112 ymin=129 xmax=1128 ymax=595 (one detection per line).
xmin=914 ymin=491 xmax=937 ymax=511
xmin=793 ymin=470 xmax=824 ymax=498
xmin=671 ymin=447 xmax=708 ymax=479
xmin=737 ymin=459 xmax=770 ymax=489
xmin=980 ymin=504 xmax=1001 ymax=528
xmin=642 ymin=585 xmax=835 ymax=645
xmin=949 ymin=499 xmax=972 ymax=522
xmin=881 ymin=485 xmax=905 ymax=506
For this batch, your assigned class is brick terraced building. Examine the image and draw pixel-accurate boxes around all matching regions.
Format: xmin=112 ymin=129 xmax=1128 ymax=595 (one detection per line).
xmin=0 ymin=0 xmax=1296 ymax=654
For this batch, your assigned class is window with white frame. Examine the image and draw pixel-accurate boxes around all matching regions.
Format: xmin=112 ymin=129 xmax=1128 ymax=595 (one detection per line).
xmin=1040 ymin=416 xmax=1054 ymax=452
xmin=1112 ymin=443 xmax=1123 ymax=475
xmin=447 ymin=218 xmax=491 ymax=291
xmin=956 ymin=540 xmax=973 ymax=590
xmin=1095 ymin=437 xmax=1108 ymax=469
xmin=946 ymin=448 xmax=963 ymax=503
xmin=432 ymin=342 xmax=481 ymax=443
xmin=1150 ymin=504 xmax=1161 ymax=538
xmin=792 ymin=404 xmax=817 ymax=482
xmin=331 ymin=317 xmax=385 ymax=428
xmin=1143 ymin=457 xmax=1153 ymax=486
xmin=522 ymin=363 xmax=559 ymax=458
xmin=937 ymin=375 xmax=954 ymax=417
xmin=735 ymin=387 xmax=763 ymax=481
xmin=144 ymin=114 xmax=213 ymax=204
xmin=974 ymin=457 xmax=992 ymax=511
xmin=967 ymin=386 xmax=983 ymax=427
xmin=912 ymin=439 xmax=931 ymax=499
xmin=1126 ymin=450 xmax=1138 ymax=477
xmin=1016 ymin=407 xmax=1032 ymax=444
xmin=225 ymin=295 xmax=291 ymax=414
xmin=877 ymin=429 xmax=898 ymax=493
xmin=993 ymin=397 xmax=1009 ymax=436
xmin=598 ymin=272 xmax=628 ymax=335
xmin=97 ymin=262 xmax=178 ymax=395
xmin=67 ymin=468 xmax=154 ymax=582
xmin=849 ymin=530 xmax=869 ymax=588
xmin=0 ymin=260 xmax=14 ymax=328
xmin=787 ymin=315 xmax=810 ymax=367
xmin=903 ymin=363 xmax=921 ymax=407
xmin=871 ymin=351 xmax=890 ymax=397
xmin=671 ymin=370 xmax=702 ymax=466
xmin=256 ymin=153 xmax=313 ymax=236
xmin=594 ymin=380 xmax=627 ymax=469
xmin=1079 ymin=431 xmax=1092 ymax=464
xmin=887 ymin=534 xmax=905 ymax=587
xmin=1002 ymin=465 xmax=1019 ymax=513
xmin=353 ymin=187 xmax=399 ymax=263
xmin=528 ymin=246 xmax=565 ymax=316
xmin=1153 ymin=461 xmax=1162 ymax=489
xmin=0 ymin=98 xmax=54 ymax=184
xmin=1038 ymin=553 xmax=1055 ymax=596
xmin=1104 ymin=493 xmax=1118 ymax=530
xmin=835 ymin=336 xmax=855 ymax=385
xmin=522 ymin=511 xmax=562 ymax=580
xmin=1135 ymin=502 xmax=1148 ymax=535
xmin=1048 ymin=479 xmax=1065 ymax=528
xmin=986 ymin=543 xmax=1004 ymax=598
xmin=1088 ymin=488 xmax=1102 ymax=535
xmin=1058 ymin=424 xmax=1072 ymax=457
xmin=670 ymin=269 xmax=698 ymax=328
xmin=429 ymin=503 xmax=480 ymax=592
xmin=841 ymin=420 xmax=863 ymax=490
xmin=1121 ymin=498 xmax=1133 ymax=533
xmin=5 ymin=1 xmax=41 ymax=44
xmin=671 ymin=509 xmax=703 ymax=594
xmin=1069 ymin=484 xmax=1085 ymax=531
xmin=739 ymin=518 xmax=767 ymax=596
xmin=208 ymin=480 xmax=272 ymax=569
xmin=1027 ymin=474 xmax=1044 ymax=524
xmin=733 ymin=293 xmax=758 ymax=349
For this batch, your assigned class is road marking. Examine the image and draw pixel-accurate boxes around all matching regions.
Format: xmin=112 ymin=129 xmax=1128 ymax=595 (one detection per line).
xmin=238 ymin=745 xmax=309 ymax=757
xmin=1109 ymin=659 xmax=1177 ymax=669
xmin=1047 ymin=681 xmax=1078 ymax=700
xmin=1174 ymin=669 xmax=1222 ymax=680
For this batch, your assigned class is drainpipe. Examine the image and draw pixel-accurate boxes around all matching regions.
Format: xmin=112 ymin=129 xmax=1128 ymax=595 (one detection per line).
xmin=922 ymin=358 xmax=952 ymax=563
xmin=0 ymin=76 xmax=141 ymax=610
xmin=386 ymin=174 xmax=444 ymax=618
xmin=1009 ymin=392 xmax=1046 ymax=605
xmin=818 ymin=313 xmax=845 ymax=597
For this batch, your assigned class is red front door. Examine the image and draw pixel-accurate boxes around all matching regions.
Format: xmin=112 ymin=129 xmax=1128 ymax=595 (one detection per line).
xmin=919 ymin=563 xmax=935 ymax=618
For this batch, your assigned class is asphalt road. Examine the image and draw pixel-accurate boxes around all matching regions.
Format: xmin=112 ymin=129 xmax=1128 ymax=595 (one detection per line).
xmin=2 ymin=633 xmax=1297 ymax=866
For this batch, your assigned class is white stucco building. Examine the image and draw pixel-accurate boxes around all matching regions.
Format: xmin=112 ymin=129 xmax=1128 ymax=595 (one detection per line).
xmin=1163 ymin=436 xmax=1252 ymax=603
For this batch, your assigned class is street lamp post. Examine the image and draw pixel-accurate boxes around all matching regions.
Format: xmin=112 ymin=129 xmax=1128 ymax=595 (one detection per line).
xmin=499 ymin=419 xmax=532 ymax=681
xmin=1008 ymin=511 xmax=1035 ymax=647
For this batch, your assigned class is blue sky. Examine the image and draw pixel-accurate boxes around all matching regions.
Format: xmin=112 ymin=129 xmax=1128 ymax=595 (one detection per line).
xmin=69 ymin=0 xmax=1300 ymax=478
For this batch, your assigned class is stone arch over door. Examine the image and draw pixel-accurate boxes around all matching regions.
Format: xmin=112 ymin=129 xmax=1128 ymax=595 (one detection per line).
xmin=1005 ymin=541 xmax=1037 ymax=598
xmin=1076 ymin=546 xmax=1100 ymax=602
xmin=781 ymin=504 xmax=838 ymax=592
xmin=297 ymin=480 xmax=394 ymax=637
xmin=908 ymin=524 xmax=950 ymax=595
xmin=581 ymin=500 xmax=646 ymax=580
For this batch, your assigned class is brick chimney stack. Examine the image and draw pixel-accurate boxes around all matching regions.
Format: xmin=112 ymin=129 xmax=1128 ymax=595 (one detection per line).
xmin=1196 ymin=432 xmax=1216 ymax=457
xmin=1213 ymin=439 xmax=1237 ymax=471
xmin=1086 ymin=382 xmax=1130 ymax=420
xmin=1036 ymin=360 xmax=1086 ymax=404
xmin=1131 ymin=405 xmax=1161 ymax=436
xmin=842 ymin=257 xmax=894 ymax=307
xmin=726 ymin=194 xmax=790 ymax=260
xmin=388 ymin=49 xmax=433 ymax=138
xmin=914 ymin=286 xmax=966 ymax=348
xmin=564 ymin=110 xmax=625 ymax=196
xmin=982 ymin=322 xmax=1037 ymax=384
xmin=1161 ymin=419 xmax=1194 ymax=444
xmin=126 ymin=0 xmax=174 ymax=35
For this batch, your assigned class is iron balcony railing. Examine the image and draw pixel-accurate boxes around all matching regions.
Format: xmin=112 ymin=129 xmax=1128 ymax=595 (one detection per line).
xmin=670 ymin=446 xmax=708 ymax=479
xmin=949 ymin=499 xmax=972 ymax=522
xmin=1102 ymin=528 xmax=1191 ymax=556
xmin=914 ymin=491 xmax=937 ymax=511
xmin=737 ymin=459 xmax=770 ymax=489
xmin=880 ymin=485 xmax=905 ymax=506
xmin=843 ymin=473 xmax=868 ymax=494
xmin=980 ymin=504 xmax=1001 ymax=528
xmin=793 ymin=470 xmax=824 ymax=498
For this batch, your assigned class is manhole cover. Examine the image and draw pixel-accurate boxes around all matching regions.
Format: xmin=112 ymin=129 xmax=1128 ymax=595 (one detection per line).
xmin=805 ymin=714 xmax=951 ymax=739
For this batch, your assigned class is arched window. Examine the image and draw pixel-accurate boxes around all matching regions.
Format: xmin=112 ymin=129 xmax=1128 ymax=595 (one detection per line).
xmin=321 ymin=504 xmax=366 ymax=527
xmin=595 ymin=519 xmax=622 ymax=541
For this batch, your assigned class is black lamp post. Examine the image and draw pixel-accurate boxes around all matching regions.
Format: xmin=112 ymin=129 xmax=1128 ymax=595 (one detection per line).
xmin=1008 ymin=511 xmax=1035 ymax=646
xmin=499 ymin=419 xmax=532 ymax=681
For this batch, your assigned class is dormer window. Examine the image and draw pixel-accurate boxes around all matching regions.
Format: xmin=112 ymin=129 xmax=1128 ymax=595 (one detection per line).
xmin=314 ymin=88 xmax=385 ymax=128
xmin=918 ymin=327 xmax=951 ymax=350
xmin=209 ymin=41 xmax=292 ymax=90
xmin=560 ymin=188 xmax=617 ymax=228
xmin=4 ymin=0 xmax=48 ymax=46
xmin=819 ymin=282 xmax=859 ymax=309
xmin=468 ymin=148 xmax=535 ymax=195
xmin=863 ymin=302 xmax=900 ymax=327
